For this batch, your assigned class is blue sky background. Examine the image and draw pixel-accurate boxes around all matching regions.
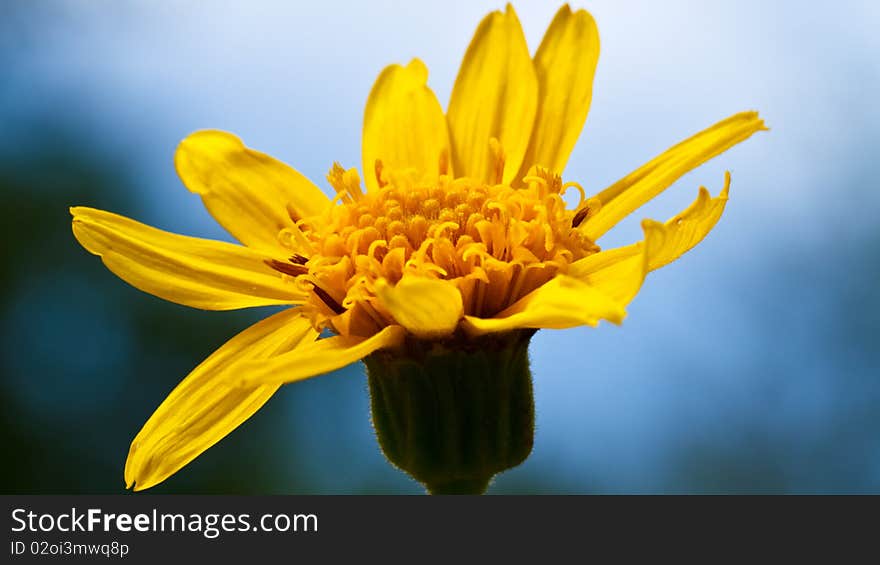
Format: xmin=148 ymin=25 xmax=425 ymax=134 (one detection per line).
xmin=2 ymin=0 xmax=879 ymax=493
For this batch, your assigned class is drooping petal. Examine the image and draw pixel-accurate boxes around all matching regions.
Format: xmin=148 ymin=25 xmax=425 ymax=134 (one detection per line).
xmin=645 ymin=172 xmax=731 ymax=271
xmin=447 ymin=4 xmax=538 ymax=185
xmin=71 ymin=207 xmax=305 ymax=310
xmin=570 ymin=172 xmax=731 ymax=290
xmin=463 ymin=275 xmax=625 ymax=335
xmin=375 ymin=277 xmax=463 ymax=338
xmin=125 ymin=308 xmax=318 ymax=491
xmin=362 ymin=59 xmax=451 ymax=191
xmin=516 ymin=5 xmax=600 ymax=180
xmin=569 ymin=219 xmax=666 ymax=304
xmin=175 ymin=130 xmax=330 ymax=254
xmin=240 ymin=325 xmax=406 ymax=386
xmin=581 ymin=111 xmax=765 ymax=240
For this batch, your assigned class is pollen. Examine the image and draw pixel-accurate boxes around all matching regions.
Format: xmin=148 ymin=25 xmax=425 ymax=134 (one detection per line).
xmin=271 ymin=165 xmax=600 ymax=338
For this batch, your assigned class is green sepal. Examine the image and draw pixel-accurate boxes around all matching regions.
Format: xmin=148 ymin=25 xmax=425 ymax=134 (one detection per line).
xmin=364 ymin=330 xmax=535 ymax=494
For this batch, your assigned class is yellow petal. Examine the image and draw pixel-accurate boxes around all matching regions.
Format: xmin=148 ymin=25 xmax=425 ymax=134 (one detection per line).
xmin=646 ymin=172 xmax=731 ymax=271
xmin=375 ymin=277 xmax=463 ymax=338
xmin=71 ymin=207 xmax=305 ymax=310
xmin=175 ymin=130 xmax=329 ymax=254
xmin=516 ymin=5 xmax=600 ymax=179
xmin=447 ymin=4 xmax=538 ymax=184
xmin=582 ymin=111 xmax=765 ymax=240
xmin=569 ymin=219 xmax=666 ymax=304
xmin=570 ymin=172 xmax=730 ymax=296
xmin=125 ymin=308 xmax=317 ymax=491
xmin=463 ymin=275 xmax=625 ymax=335
xmin=241 ymin=325 xmax=406 ymax=386
xmin=362 ymin=59 xmax=451 ymax=191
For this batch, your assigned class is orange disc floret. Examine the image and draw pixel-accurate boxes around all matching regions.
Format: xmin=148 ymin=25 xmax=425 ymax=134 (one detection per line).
xmin=267 ymin=166 xmax=600 ymax=338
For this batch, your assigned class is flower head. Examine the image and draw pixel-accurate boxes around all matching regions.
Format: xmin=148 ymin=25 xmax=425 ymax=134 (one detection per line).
xmin=71 ymin=4 xmax=764 ymax=491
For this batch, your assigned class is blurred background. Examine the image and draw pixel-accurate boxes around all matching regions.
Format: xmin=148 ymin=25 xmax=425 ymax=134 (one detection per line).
xmin=2 ymin=0 xmax=878 ymax=493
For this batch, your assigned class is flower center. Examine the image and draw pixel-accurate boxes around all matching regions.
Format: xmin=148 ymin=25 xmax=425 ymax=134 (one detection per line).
xmin=272 ymin=165 xmax=600 ymax=337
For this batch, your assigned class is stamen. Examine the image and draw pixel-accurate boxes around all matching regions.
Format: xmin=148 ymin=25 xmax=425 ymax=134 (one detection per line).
xmin=375 ymin=159 xmax=388 ymax=188
xmin=313 ymin=285 xmax=346 ymax=315
xmin=277 ymin=225 xmax=314 ymax=254
xmin=489 ymin=137 xmax=505 ymax=184
xmin=521 ymin=166 xmax=546 ymax=187
xmin=572 ymin=198 xmax=603 ymax=228
xmin=327 ymin=162 xmax=347 ymax=193
xmin=265 ymin=258 xmax=308 ymax=277
xmin=343 ymin=168 xmax=364 ymax=201
xmin=327 ymin=162 xmax=364 ymax=202
xmin=561 ymin=181 xmax=586 ymax=209
xmin=438 ymin=148 xmax=450 ymax=176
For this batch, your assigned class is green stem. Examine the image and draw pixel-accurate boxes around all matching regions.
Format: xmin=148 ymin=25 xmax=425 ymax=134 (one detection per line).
xmin=426 ymin=478 xmax=491 ymax=496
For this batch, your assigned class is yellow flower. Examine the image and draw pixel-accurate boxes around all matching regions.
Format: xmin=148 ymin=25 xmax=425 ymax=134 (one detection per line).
xmin=71 ymin=4 xmax=765 ymax=491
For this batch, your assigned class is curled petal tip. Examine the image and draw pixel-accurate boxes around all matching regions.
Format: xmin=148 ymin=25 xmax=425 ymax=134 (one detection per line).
xmin=640 ymin=218 xmax=665 ymax=232
xmin=404 ymin=58 xmax=429 ymax=80
xmin=721 ymin=171 xmax=732 ymax=196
